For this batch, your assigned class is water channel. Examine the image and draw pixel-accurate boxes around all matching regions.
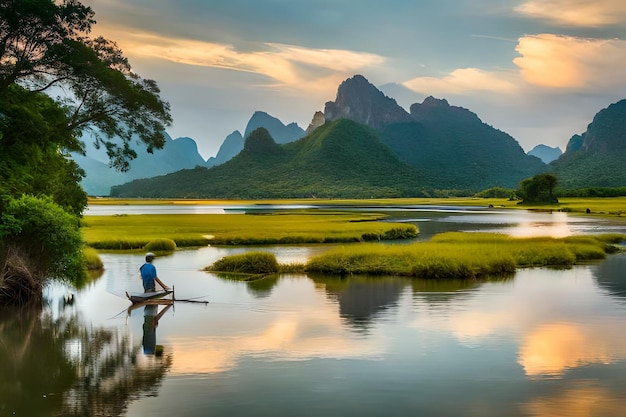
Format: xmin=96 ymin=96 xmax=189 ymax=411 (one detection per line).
xmin=2 ymin=205 xmax=626 ymax=416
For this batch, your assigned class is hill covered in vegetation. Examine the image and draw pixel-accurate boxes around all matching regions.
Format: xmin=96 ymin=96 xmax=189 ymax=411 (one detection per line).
xmin=111 ymin=120 xmax=429 ymax=199
xmin=552 ymin=99 xmax=626 ymax=188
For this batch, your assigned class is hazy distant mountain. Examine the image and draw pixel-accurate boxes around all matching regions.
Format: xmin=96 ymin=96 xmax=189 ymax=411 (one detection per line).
xmin=206 ymin=130 xmax=244 ymax=167
xmin=243 ymin=111 xmax=305 ymax=144
xmin=324 ymin=75 xmax=414 ymax=129
xmin=528 ymin=144 xmax=562 ymax=163
xmin=552 ymin=99 xmax=626 ymax=188
xmin=110 ymin=120 xmax=427 ymax=199
xmin=206 ymin=111 xmax=306 ymax=168
xmin=75 ymin=132 xmax=207 ymax=195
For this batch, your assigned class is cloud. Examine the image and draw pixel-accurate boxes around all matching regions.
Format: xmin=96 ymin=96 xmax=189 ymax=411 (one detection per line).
xmin=402 ymin=67 xmax=519 ymax=96
xmin=103 ymin=29 xmax=384 ymax=94
xmin=515 ymin=0 xmax=626 ymax=26
xmin=514 ymin=34 xmax=626 ymax=89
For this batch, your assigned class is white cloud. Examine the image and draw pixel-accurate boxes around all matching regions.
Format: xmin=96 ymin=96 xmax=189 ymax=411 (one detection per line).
xmin=402 ymin=67 xmax=519 ymax=96
xmin=515 ymin=0 xmax=626 ymax=26
xmin=514 ymin=34 xmax=626 ymax=89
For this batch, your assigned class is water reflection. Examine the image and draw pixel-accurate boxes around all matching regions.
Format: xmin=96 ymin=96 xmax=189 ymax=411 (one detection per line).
xmin=310 ymin=275 xmax=409 ymax=331
xmin=592 ymin=252 xmax=626 ymax=299
xmin=0 ymin=302 xmax=171 ymax=417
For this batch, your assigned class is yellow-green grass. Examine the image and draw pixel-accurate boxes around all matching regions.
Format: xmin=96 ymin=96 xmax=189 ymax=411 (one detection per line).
xmin=82 ymin=247 xmax=103 ymax=270
xmin=304 ymin=232 xmax=625 ymax=280
xmin=82 ymin=212 xmax=418 ymax=249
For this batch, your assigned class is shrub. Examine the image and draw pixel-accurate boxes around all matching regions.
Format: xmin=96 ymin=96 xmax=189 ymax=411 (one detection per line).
xmin=0 ymin=195 xmax=85 ymax=304
xmin=208 ymin=252 xmax=279 ymax=275
xmin=144 ymin=238 xmax=177 ymax=253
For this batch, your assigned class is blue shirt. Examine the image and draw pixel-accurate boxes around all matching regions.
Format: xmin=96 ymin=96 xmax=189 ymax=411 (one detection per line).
xmin=140 ymin=262 xmax=157 ymax=291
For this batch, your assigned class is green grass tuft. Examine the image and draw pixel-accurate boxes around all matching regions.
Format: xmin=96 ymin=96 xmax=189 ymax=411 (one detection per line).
xmin=207 ymin=251 xmax=279 ymax=275
xmin=144 ymin=238 xmax=177 ymax=253
xmin=82 ymin=247 xmax=104 ymax=270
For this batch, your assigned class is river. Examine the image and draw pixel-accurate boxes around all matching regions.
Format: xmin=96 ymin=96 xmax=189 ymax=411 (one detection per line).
xmin=2 ymin=205 xmax=626 ymax=416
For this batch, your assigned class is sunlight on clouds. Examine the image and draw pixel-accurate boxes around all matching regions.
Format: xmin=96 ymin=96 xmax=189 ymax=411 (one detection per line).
xmin=515 ymin=0 xmax=626 ymax=26
xmin=110 ymin=31 xmax=383 ymax=93
xmin=514 ymin=34 xmax=626 ymax=89
xmin=402 ymin=68 xmax=518 ymax=96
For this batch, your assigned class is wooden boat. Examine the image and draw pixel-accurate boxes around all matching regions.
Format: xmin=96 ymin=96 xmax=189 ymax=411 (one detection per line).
xmin=126 ymin=288 xmax=174 ymax=304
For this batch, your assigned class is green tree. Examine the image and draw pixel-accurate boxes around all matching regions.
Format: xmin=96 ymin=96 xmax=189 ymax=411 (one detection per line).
xmin=517 ymin=173 xmax=559 ymax=203
xmin=0 ymin=0 xmax=172 ymax=172
xmin=0 ymin=0 xmax=172 ymax=304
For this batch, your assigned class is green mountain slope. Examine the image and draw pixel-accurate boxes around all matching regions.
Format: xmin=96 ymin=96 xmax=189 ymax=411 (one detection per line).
xmin=380 ymin=97 xmax=547 ymax=189
xmin=110 ymin=120 xmax=428 ymax=199
xmin=552 ymin=99 xmax=626 ymax=188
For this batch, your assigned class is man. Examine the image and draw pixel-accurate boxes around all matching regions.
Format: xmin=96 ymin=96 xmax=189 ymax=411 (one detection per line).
xmin=139 ymin=252 xmax=170 ymax=292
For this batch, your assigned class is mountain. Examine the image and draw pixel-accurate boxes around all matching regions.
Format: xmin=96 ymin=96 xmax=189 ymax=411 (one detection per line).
xmin=243 ymin=111 xmax=305 ymax=144
xmin=206 ymin=130 xmax=244 ymax=167
xmin=321 ymin=75 xmax=547 ymax=189
xmin=528 ymin=144 xmax=562 ymax=163
xmin=552 ymin=99 xmax=626 ymax=188
xmin=110 ymin=120 xmax=427 ymax=199
xmin=74 ymin=132 xmax=207 ymax=195
xmin=206 ymin=111 xmax=306 ymax=168
xmin=378 ymin=97 xmax=547 ymax=189
xmin=324 ymin=75 xmax=414 ymax=129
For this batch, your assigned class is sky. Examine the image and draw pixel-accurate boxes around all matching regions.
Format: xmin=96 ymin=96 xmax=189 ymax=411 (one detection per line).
xmin=83 ymin=0 xmax=626 ymax=159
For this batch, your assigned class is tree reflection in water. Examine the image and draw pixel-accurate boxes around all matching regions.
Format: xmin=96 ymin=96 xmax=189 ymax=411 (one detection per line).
xmin=0 ymin=302 xmax=172 ymax=417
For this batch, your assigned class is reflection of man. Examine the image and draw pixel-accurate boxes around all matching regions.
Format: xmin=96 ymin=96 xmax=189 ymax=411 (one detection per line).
xmin=142 ymin=303 xmax=171 ymax=355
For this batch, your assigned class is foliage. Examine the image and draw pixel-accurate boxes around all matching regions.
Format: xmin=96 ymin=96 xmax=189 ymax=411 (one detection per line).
xmin=0 ymin=85 xmax=88 ymax=215
xmin=207 ymin=252 xmax=279 ymax=275
xmin=475 ymin=187 xmax=516 ymax=199
xmin=0 ymin=0 xmax=172 ymax=171
xmin=517 ymin=173 xmax=558 ymax=204
xmin=0 ymin=0 xmax=171 ymax=303
xmin=0 ymin=195 xmax=85 ymax=305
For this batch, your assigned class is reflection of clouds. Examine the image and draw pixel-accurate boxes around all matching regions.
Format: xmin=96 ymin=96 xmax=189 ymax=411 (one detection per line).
xmin=518 ymin=322 xmax=615 ymax=377
xmin=506 ymin=218 xmax=572 ymax=238
xmin=168 ymin=310 xmax=384 ymax=375
xmin=411 ymin=269 xmax=626 ymax=378
xmin=523 ymin=385 xmax=626 ymax=417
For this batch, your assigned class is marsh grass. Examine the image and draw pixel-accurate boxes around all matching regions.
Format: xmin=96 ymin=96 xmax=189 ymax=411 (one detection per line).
xmin=82 ymin=247 xmax=103 ymax=270
xmin=82 ymin=212 xmax=418 ymax=249
xmin=207 ymin=251 xmax=279 ymax=275
xmin=304 ymin=232 xmax=625 ymax=279
xmin=144 ymin=238 xmax=177 ymax=253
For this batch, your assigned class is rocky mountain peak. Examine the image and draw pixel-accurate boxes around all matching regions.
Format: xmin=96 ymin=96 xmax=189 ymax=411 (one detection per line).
xmin=324 ymin=74 xmax=413 ymax=129
xmin=410 ymin=96 xmax=480 ymax=124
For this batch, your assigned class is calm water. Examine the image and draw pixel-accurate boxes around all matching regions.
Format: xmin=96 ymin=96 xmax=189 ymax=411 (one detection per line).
xmin=2 ymin=207 xmax=626 ymax=416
